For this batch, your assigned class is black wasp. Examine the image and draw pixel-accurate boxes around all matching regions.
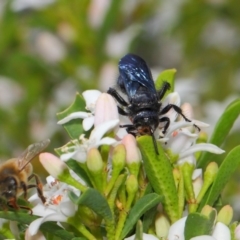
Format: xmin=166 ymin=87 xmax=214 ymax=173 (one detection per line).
xmin=108 ymin=53 xmax=198 ymax=154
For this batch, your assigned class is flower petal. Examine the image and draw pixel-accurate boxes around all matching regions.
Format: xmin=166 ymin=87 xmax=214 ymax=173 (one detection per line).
xmin=57 ymin=112 xmax=89 ymax=124
xmin=179 ymin=143 xmax=225 ymax=159
xmin=31 ymin=203 xmax=56 ymax=216
xmin=192 ymin=169 xmax=202 ymax=180
xmin=97 ymin=137 xmax=117 ymax=146
xmin=60 ymin=201 xmax=76 ymax=217
xmin=165 ymin=129 xmax=198 ymax=154
xmin=165 ymin=121 xmax=200 ymax=137
xmin=29 ymin=213 xmax=67 ymax=236
xmin=60 ymin=151 xmax=77 ymax=162
xmin=83 ymin=116 xmax=94 ymax=131
xmin=82 ymin=89 xmax=101 ymax=112
xmin=178 ymin=155 xmax=196 ymax=166
xmin=212 ymin=222 xmax=231 ymax=240
xmin=90 ymin=119 xmax=119 ymax=142
xmin=167 ymin=216 xmax=187 ymax=240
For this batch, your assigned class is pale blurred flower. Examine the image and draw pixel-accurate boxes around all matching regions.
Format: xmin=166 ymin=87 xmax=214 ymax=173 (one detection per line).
xmin=12 ymin=0 xmax=54 ymax=11
xmin=0 ymin=76 xmax=24 ymax=109
xmin=29 ymin=30 xmax=66 ymax=63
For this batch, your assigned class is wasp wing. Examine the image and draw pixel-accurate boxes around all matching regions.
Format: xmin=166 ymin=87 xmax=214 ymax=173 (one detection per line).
xmin=118 ymin=53 xmax=156 ymax=97
xmin=18 ymin=139 xmax=50 ymax=172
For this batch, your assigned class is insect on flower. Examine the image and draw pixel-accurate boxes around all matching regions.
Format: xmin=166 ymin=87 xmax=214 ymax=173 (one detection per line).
xmin=0 ymin=139 xmax=50 ymax=211
xmin=108 ymin=53 xmax=199 ymax=154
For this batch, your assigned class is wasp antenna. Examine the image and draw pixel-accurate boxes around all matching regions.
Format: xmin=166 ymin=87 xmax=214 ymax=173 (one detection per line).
xmin=151 ymin=130 xmax=159 ymax=155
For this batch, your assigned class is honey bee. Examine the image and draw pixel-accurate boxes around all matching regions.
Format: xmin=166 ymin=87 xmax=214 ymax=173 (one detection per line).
xmin=0 ymin=139 xmax=50 ymax=211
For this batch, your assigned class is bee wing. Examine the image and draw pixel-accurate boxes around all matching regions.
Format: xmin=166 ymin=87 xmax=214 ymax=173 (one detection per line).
xmin=18 ymin=139 xmax=50 ymax=172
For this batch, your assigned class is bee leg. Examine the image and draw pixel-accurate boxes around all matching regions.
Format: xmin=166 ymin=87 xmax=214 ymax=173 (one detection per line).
xmin=27 ymin=174 xmax=46 ymax=204
xmin=7 ymin=186 xmax=32 ymax=213
xmin=20 ymin=181 xmax=28 ymax=199
xmin=160 ymin=104 xmax=201 ymax=131
xmin=8 ymin=197 xmax=19 ymax=210
xmin=107 ymin=88 xmax=129 ymax=106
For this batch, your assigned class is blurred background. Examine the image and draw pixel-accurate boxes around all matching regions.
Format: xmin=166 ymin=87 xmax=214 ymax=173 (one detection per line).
xmin=0 ymin=0 xmax=239 ymax=217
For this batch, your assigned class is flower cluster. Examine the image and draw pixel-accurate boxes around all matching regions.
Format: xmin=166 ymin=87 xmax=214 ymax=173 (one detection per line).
xmin=1 ymin=70 xmax=240 ymax=240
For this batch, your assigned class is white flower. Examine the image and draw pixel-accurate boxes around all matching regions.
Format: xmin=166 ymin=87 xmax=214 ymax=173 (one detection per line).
xmin=124 ymin=233 xmax=159 ymax=240
xmin=60 ymin=119 xmax=119 ymax=163
xmin=168 ymin=217 xmax=231 ymax=240
xmin=164 ymin=128 xmax=224 ymax=165
xmin=167 ymin=216 xmax=187 ymax=240
xmin=57 ymin=90 xmax=101 ymax=131
xmin=28 ymin=176 xmax=78 ymax=236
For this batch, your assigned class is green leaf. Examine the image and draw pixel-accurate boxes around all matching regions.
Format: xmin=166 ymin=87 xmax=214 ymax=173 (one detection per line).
xmin=57 ymin=93 xmax=86 ymax=139
xmin=198 ymin=145 xmax=240 ymax=211
xmin=184 ymin=211 xmax=216 ymax=240
xmin=137 ymin=136 xmax=179 ymax=223
xmin=66 ymin=160 xmax=92 ymax=187
xmin=69 ymin=188 xmax=113 ymax=222
xmin=120 ymin=193 xmax=163 ymax=239
xmin=198 ymin=99 xmax=240 ymax=169
xmin=142 ymin=205 xmax=158 ymax=233
xmin=155 ymin=69 xmax=177 ymax=94
xmin=0 ymin=212 xmax=75 ymax=239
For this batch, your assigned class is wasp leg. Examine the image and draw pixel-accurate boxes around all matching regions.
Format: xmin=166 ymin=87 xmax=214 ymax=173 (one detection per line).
xmin=118 ymin=106 xmax=129 ymax=116
xmin=120 ymin=124 xmax=137 ymax=136
xmin=107 ymin=88 xmax=129 ymax=106
xmin=159 ymin=116 xmax=170 ymax=134
xmin=27 ymin=174 xmax=46 ymax=203
xmin=160 ymin=104 xmax=201 ymax=131
xmin=157 ymin=82 xmax=171 ymax=100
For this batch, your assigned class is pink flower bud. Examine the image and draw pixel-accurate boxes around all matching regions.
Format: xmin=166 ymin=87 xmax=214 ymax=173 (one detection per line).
xmin=94 ymin=93 xmax=118 ymax=127
xmin=39 ymin=152 xmax=68 ymax=178
xmin=122 ymin=134 xmax=141 ymax=164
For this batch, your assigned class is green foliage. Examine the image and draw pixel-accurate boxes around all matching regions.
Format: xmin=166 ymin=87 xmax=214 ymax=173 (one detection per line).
xmin=198 ymin=145 xmax=240 ymax=211
xmin=198 ymin=99 xmax=240 ymax=169
xmin=184 ymin=211 xmax=216 ymax=240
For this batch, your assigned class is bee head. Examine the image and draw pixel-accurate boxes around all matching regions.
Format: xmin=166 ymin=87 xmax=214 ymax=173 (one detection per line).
xmin=0 ymin=176 xmax=18 ymax=200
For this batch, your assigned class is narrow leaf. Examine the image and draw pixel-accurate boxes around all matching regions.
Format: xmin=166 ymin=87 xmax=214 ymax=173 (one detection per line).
xmin=120 ymin=193 xmax=163 ymax=239
xmin=198 ymin=99 xmax=240 ymax=169
xmin=69 ymin=188 xmax=113 ymax=222
xmin=198 ymin=145 xmax=240 ymax=211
